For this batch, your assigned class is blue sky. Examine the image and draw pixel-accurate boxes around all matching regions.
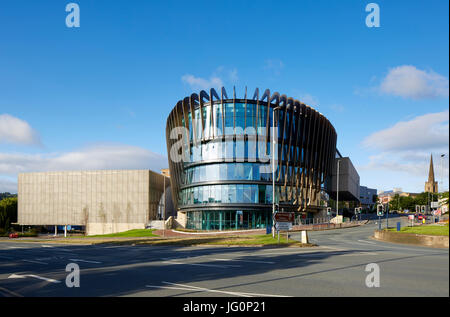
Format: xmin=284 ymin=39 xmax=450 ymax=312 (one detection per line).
xmin=0 ymin=0 xmax=449 ymax=193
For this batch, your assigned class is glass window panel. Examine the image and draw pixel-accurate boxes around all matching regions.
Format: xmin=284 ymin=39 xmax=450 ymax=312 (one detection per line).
xmin=243 ymin=185 xmax=252 ymax=203
xmin=236 ymin=140 xmax=244 ymax=160
xmin=225 ymin=139 xmax=234 ymax=159
xmin=222 ymin=185 xmax=228 ymax=203
xmin=227 ymin=163 xmax=235 ymax=179
xmin=266 ymin=185 xmax=273 ymax=204
xmin=202 ymin=186 xmax=208 ymax=204
xmin=194 ymin=187 xmax=199 ymax=204
xmin=235 ymin=103 xmax=245 ymax=130
xmin=229 ymin=184 xmax=236 ymax=203
xmin=237 ymin=184 xmax=244 ymax=203
xmin=220 ymin=163 xmax=227 ymax=180
xmin=235 ymin=163 xmax=244 ymax=180
xmin=215 ymin=185 xmax=222 ymax=203
xmin=225 ymin=103 xmax=234 ymax=131
xmin=247 ymin=140 xmax=257 ymax=161
xmin=214 ymin=103 xmax=223 ymax=136
xmin=244 ymin=164 xmax=252 ymax=180
xmin=258 ymin=185 xmax=265 ymax=204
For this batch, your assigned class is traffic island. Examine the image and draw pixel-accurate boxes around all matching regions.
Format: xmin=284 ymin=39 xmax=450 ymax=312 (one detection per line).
xmin=373 ymin=226 xmax=449 ymax=248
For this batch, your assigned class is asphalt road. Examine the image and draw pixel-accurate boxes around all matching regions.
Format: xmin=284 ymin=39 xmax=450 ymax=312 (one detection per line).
xmin=0 ymin=217 xmax=448 ymax=297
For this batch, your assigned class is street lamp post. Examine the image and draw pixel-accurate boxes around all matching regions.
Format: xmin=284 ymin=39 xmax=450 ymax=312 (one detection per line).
xmin=441 ymin=154 xmax=446 ymax=193
xmin=336 ymin=159 xmax=341 ymax=220
xmin=272 ymin=106 xmax=282 ymax=238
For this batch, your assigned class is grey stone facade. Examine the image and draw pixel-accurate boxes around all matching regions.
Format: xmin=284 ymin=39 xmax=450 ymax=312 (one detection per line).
xmin=18 ymin=170 xmax=169 ymax=235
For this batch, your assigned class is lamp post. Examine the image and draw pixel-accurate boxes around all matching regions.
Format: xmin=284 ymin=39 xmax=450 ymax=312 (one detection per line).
xmin=163 ymin=175 xmax=165 ymax=237
xmin=441 ymin=154 xmax=446 ymax=193
xmin=336 ymin=158 xmax=341 ymax=220
xmin=272 ymin=105 xmax=282 ymax=238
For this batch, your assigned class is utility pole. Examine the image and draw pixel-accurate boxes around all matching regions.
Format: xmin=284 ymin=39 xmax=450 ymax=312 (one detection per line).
xmin=272 ymin=106 xmax=282 ymax=238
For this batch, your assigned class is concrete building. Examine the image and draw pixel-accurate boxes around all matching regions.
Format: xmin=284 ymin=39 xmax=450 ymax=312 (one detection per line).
xmin=359 ymin=185 xmax=377 ymax=209
xmin=18 ymin=170 xmax=171 ymax=235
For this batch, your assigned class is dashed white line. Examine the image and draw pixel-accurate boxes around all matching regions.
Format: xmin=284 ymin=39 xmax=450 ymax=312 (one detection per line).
xmin=145 ymin=281 xmax=290 ymax=297
xmin=68 ymin=258 xmax=102 ymax=264
xmin=213 ymin=258 xmax=276 ymax=264
xmin=22 ymin=259 xmax=48 ymax=265
xmin=8 ymin=273 xmax=60 ymax=283
xmin=162 ymin=260 xmax=241 ymax=268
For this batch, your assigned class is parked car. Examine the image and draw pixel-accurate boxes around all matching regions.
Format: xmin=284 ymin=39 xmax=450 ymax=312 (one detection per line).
xmin=8 ymin=232 xmax=19 ymax=238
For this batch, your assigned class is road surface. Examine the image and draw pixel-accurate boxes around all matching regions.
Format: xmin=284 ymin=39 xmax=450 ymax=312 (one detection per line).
xmin=0 ymin=218 xmax=448 ymax=297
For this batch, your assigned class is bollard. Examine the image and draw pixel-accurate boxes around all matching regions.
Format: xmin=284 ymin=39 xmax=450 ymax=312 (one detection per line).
xmin=397 ymin=222 xmax=401 ymax=232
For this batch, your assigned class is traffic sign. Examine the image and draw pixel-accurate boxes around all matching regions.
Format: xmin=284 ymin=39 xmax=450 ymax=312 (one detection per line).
xmin=276 ymin=222 xmax=292 ymax=231
xmin=274 ymin=212 xmax=294 ymax=223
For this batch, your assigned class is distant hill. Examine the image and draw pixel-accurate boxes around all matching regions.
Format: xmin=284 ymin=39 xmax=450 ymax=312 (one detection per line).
xmin=0 ymin=192 xmax=17 ymax=201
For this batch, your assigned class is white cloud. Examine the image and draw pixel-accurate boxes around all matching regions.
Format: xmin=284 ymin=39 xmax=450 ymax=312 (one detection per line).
xmin=263 ymin=59 xmax=284 ymax=77
xmin=299 ymin=94 xmax=319 ymax=107
xmin=0 ymin=144 xmax=168 ymax=192
xmin=181 ymin=67 xmax=239 ymax=91
xmin=359 ymin=110 xmax=449 ymax=192
xmin=181 ymin=74 xmax=223 ymax=91
xmin=380 ymin=65 xmax=449 ymax=99
xmin=0 ymin=177 xmax=17 ymax=194
xmin=0 ymin=114 xmax=41 ymax=146
xmin=362 ymin=110 xmax=449 ymax=152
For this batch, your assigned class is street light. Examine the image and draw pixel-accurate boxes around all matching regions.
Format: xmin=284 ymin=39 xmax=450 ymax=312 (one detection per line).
xmin=441 ymin=154 xmax=446 ymax=194
xmin=272 ymin=105 xmax=283 ymax=238
xmin=336 ymin=158 xmax=341 ymax=220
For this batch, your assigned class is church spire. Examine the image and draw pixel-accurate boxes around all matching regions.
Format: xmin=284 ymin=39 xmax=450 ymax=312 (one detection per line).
xmin=428 ymin=154 xmax=435 ymax=183
xmin=425 ymin=154 xmax=438 ymax=193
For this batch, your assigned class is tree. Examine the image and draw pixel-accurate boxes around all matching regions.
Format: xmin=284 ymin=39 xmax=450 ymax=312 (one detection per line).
xmin=0 ymin=197 xmax=18 ymax=230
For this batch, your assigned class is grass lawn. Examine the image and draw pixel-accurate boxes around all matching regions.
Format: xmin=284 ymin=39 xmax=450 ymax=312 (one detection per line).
xmin=105 ymin=233 xmax=312 ymax=247
xmin=87 ymin=229 xmax=158 ymax=238
xmin=387 ymin=224 xmax=449 ymax=236
xmin=205 ymin=234 xmax=300 ymax=246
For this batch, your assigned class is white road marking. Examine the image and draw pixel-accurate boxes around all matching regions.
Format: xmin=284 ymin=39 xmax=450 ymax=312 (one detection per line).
xmin=162 ymin=260 xmax=241 ymax=268
xmin=0 ymin=286 xmax=23 ymax=297
xmin=340 ymin=252 xmax=378 ymax=256
xmin=8 ymin=273 xmax=60 ymax=283
xmin=213 ymin=258 xmax=276 ymax=264
xmin=68 ymin=258 xmax=102 ymax=264
xmin=145 ymin=282 xmax=290 ymax=297
xmin=357 ymin=240 xmax=377 ymax=245
xmin=166 ymin=282 xmax=290 ymax=297
xmin=22 ymin=259 xmax=48 ymax=265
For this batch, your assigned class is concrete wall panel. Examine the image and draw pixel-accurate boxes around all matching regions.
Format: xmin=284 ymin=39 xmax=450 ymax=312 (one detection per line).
xmin=18 ymin=170 xmax=168 ymax=235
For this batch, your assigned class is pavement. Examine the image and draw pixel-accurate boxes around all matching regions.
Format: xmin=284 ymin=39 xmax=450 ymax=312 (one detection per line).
xmin=0 ymin=215 xmax=448 ymax=297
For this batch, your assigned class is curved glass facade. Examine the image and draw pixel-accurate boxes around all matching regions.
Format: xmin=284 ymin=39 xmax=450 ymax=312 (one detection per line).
xmin=166 ymin=87 xmax=337 ymax=230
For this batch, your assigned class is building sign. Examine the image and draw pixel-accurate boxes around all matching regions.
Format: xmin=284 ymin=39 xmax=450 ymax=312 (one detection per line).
xmin=274 ymin=212 xmax=295 ymax=223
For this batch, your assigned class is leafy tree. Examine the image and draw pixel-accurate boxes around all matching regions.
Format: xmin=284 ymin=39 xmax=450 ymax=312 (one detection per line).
xmin=0 ymin=197 xmax=18 ymax=230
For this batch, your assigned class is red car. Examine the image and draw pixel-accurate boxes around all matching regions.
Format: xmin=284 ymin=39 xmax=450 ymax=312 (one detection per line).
xmin=8 ymin=233 xmax=19 ymax=238
xmin=417 ymin=214 xmax=426 ymax=221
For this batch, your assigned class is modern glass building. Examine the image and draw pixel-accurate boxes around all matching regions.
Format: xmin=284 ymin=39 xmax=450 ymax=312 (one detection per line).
xmin=166 ymin=87 xmax=337 ymax=230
